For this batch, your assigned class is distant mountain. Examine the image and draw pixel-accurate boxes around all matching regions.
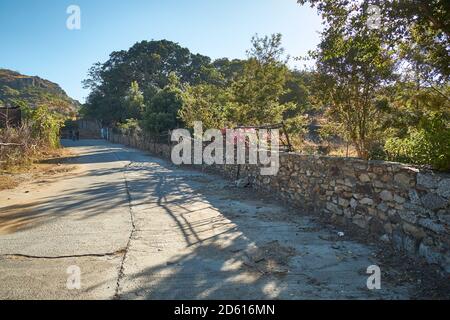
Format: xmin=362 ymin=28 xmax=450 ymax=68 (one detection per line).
xmin=0 ymin=69 xmax=80 ymax=116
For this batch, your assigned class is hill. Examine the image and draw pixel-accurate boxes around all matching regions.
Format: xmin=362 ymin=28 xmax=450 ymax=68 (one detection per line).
xmin=0 ymin=69 xmax=80 ymax=116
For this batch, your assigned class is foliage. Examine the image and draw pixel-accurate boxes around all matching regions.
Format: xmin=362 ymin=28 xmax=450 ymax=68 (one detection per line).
xmin=226 ymin=34 xmax=294 ymax=126
xmin=142 ymin=77 xmax=184 ymax=133
xmin=0 ymin=105 xmax=65 ymax=170
xmin=117 ymin=118 xmax=142 ymax=136
xmin=30 ymin=105 xmax=65 ymax=149
xmin=385 ymin=112 xmax=450 ymax=171
xmin=123 ymin=81 xmax=145 ymax=120
xmin=82 ymin=40 xmax=221 ymax=125
xmin=179 ymin=84 xmax=230 ymax=129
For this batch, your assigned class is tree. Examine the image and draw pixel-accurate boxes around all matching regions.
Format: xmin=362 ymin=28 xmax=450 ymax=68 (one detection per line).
xmin=123 ymin=81 xmax=145 ymax=120
xmin=226 ymin=34 xmax=295 ymax=126
xmin=179 ymin=84 xmax=230 ymax=129
xmin=298 ymin=0 xmax=397 ymax=159
xmin=142 ymin=75 xmax=184 ymax=133
xmin=82 ymin=40 xmax=219 ymax=124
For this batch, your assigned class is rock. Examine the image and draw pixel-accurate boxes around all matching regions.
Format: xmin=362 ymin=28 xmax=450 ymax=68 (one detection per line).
xmin=235 ymin=177 xmax=250 ymax=188
xmin=402 ymin=223 xmax=425 ymax=239
xmin=437 ymin=212 xmax=450 ymax=226
xmin=403 ymin=236 xmax=419 ymax=255
xmin=419 ymin=243 xmax=442 ymax=265
xmin=392 ymin=230 xmax=404 ymax=251
xmin=408 ymin=189 xmax=422 ymax=205
xmin=380 ymin=190 xmax=393 ymax=201
xmin=394 ymin=173 xmax=411 ymax=188
xmin=352 ymin=214 xmax=367 ymax=228
xmin=394 ymin=195 xmax=406 ymax=204
xmin=360 ymin=198 xmax=374 ymax=205
xmin=359 ymin=174 xmax=371 ymax=183
xmin=417 ymin=173 xmax=438 ymax=189
xmin=418 ymin=218 xmax=446 ymax=234
xmin=380 ymin=234 xmax=390 ymax=243
xmin=420 ymin=193 xmax=447 ymax=210
xmin=437 ymin=179 xmax=450 ymax=199
xmin=384 ymin=223 xmax=393 ymax=234
xmin=326 ymin=202 xmax=343 ymax=215
xmin=399 ymin=211 xmax=418 ymax=224
xmin=350 ymin=198 xmax=358 ymax=209
xmin=338 ymin=197 xmax=350 ymax=208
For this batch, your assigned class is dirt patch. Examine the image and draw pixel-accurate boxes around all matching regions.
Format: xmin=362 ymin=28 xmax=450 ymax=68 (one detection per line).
xmin=243 ymin=240 xmax=296 ymax=275
xmin=0 ymin=148 xmax=77 ymax=191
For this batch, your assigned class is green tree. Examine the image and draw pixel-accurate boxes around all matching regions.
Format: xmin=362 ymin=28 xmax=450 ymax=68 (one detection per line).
xmin=142 ymin=76 xmax=184 ymax=133
xmin=226 ymin=34 xmax=295 ymax=126
xmin=123 ymin=81 xmax=145 ymax=120
xmin=298 ymin=1 xmax=397 ymax=159
xmin=179 ymin=84 xmax=230 ymax=129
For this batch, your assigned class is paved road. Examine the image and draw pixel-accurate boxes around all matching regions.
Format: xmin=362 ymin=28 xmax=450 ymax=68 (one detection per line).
xmin=0 ymin=140 xmax=425 ymax=299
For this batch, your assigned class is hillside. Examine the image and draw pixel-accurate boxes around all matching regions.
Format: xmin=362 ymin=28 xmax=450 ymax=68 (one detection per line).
xmin=0 ymin=69 xmax=80 ymax=116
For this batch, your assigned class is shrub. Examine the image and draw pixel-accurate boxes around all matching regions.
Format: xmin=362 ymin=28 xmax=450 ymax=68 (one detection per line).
xmin=384 ymin=113 xmax=450 ymax=171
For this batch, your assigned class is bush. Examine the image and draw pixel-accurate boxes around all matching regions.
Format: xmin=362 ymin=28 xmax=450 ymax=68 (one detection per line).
xmin=30 ymin=105 xmax=65 ymax=149
xmin=384 ymin=113 xmax=450 ymax=171
xmin=0 ymin=105 xmax=65 ymax=170
xmin=0 ymin=125 xmax=37 ymax=169
xmin=117 ymin=118 xmax=142 ymax=136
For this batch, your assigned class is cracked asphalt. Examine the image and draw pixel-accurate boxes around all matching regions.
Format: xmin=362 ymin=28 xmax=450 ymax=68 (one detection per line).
xmin=0 ymin=139 xmax=430 ymax=299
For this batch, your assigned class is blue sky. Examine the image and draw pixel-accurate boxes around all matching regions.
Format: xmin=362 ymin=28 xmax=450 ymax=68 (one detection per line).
xmin=0 ymin=0 xmax=322 ymax=102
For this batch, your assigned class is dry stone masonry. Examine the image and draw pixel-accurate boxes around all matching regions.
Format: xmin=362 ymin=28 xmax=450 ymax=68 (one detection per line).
xmin=110 ymin=133 xmax=450 ymax=272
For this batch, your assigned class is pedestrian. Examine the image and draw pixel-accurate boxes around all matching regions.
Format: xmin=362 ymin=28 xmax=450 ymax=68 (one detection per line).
xmin=76 ymin=130 xmax=80 ymax=141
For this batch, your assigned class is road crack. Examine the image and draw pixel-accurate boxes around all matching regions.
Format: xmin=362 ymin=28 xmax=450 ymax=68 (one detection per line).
xmin=113 ymin=159 xmax=137 ymax=299
xmin=1 ymin=250 xmax=126 ymax=260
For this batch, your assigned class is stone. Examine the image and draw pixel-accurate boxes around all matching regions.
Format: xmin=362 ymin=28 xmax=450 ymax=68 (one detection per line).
xmin=394 ymin=173 xmax=411 ymax=188
xmin=402 ymin=223 xmax=425 ymax=239
xmin=437 ymin=212 xmax=450 ymax=226
xmin=377 ymin=203 xmax=389 ymax=212
xmin=417 ymin=173 xmax=438 ymax=189
xmin=380 ymin=234 xmax=390 ymax=243
xmin=418 ymin=218 xmax=446 ymax=234
xmin=394 ymin=195 xmax=406 ymax=204
xmin=419 ymin=243 xmax=442 ymax=265
xmin=380 ymin=190 xmax=393 ymax=202
xmin=326 ymin=203 xmax=343 ymax=215
xmin=373 ymin=180 xmax=385 ymax=189
xmin=399 ymin=211 xmax=418 ymax=224
xmin=359 ymin=174 xmax=371 ymax=183
xmin=384 ymin=223 xmax=393 ymax=234
xmin=344 ymin=178 xmax=354 ymax=187
xmin=403 ymin=236 xmax=419 ymax=255
xmin=392 ymin=230 xmax=404 ymax=251
xmin=338 ymin=197 xmax=350 ymax=208
xmin=360 ymin=198 xmax=374 ymax=205
xmin=408 ymin=189 xmax=421 ymax=205
xmin=437 ymin=179 xmax=450 ymax=199
xmin=235 ymin=177 xmax=250 ymax=188
xmin=350 ymin=198 xmax=358 ymax=209
xmin=352 ymin=215 xmax=368 ymax=229
xmin=420 ymin=193 xmax=447 ymax=210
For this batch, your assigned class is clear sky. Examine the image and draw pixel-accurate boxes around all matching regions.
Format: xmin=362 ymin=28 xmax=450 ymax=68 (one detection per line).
xmin=0 ymin=0 xmax=322 ymax=103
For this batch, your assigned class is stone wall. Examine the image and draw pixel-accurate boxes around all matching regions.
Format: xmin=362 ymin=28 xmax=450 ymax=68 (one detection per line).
xmin=109 ymin=133 xmax=450 ymax=272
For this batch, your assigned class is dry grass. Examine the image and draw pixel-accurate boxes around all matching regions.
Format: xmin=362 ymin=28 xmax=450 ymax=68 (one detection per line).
xmin=0 ymin=175 xmax=19 ymax=191
xmin=0 ymin=125 xmax=75 ymax=191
